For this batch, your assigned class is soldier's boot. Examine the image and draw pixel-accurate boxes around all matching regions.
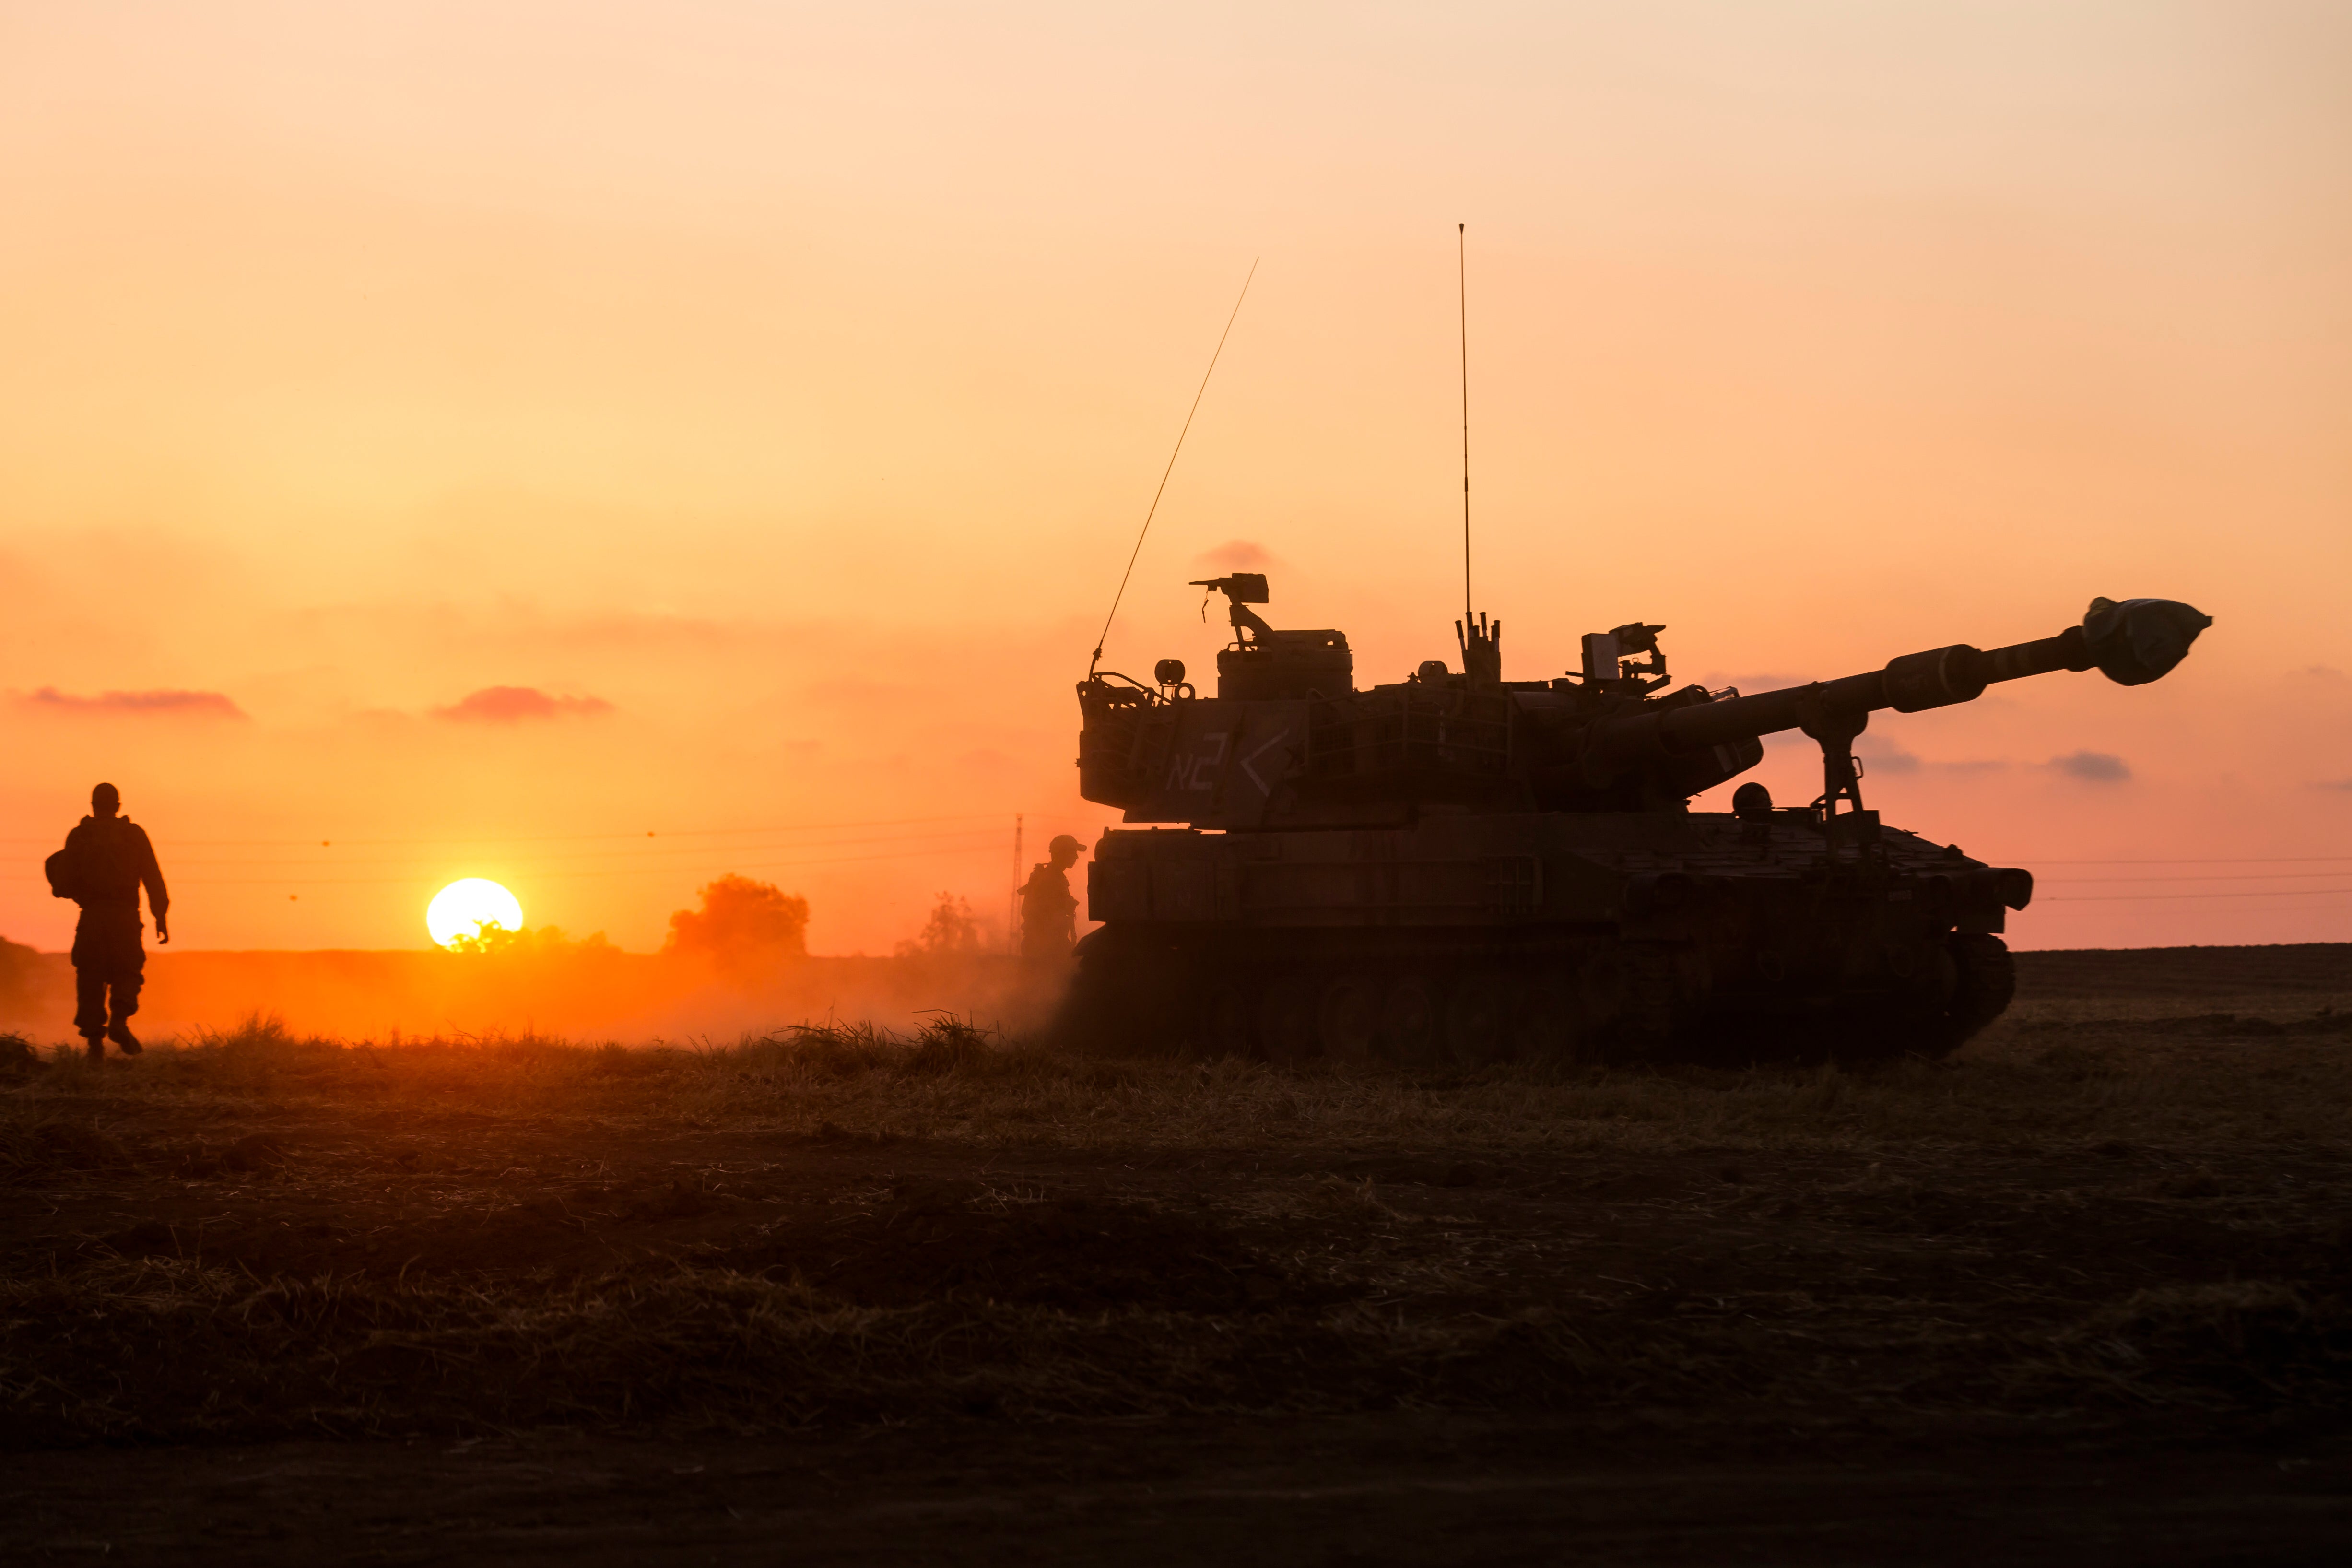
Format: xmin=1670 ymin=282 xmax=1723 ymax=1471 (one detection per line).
xmin=107 ymin=1021 xmax=142 ymax=1055
xmin=83 ymin=1034 xmax=106 ymax=1061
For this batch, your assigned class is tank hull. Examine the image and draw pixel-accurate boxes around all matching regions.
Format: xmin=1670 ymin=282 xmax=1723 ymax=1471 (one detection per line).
xmin=1057 ymin=809 xmax=2020 ymax=1064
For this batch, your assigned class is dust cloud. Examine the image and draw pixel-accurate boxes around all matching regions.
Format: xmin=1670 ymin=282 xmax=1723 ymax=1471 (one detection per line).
xmin=0 ymin=879 xmax=1067 ymax=1045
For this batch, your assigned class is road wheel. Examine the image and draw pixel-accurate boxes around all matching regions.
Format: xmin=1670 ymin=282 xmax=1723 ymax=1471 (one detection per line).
xmin=1578 ymin=948 xmax=1629 ymax=1032
xmin=1510 ymin=973 xmax=1589 ymax=1066
xmin=1928 ymin=933 xmax=2016 ymax=1055
xmin=1193 ymin=979 xmax=1256 ymax=1060
xmin=1317 ymin=973 xmax=1382 ymax=1064
xmin=1257 ymin=974 xmax=1323 ymax=1064
xmin=1858 ymin=934 xmax=2017 ymax=1062
xmin=1616 ymin=945 xmax=1703 ymax=1060
xmin=1379 ymin=973 xmax=1443 ymax=1067
xmin=1444 ymin=971 xmax=1514 ymax=1067
xmin=1049 ymin=929 xmax=1170 ymax=1054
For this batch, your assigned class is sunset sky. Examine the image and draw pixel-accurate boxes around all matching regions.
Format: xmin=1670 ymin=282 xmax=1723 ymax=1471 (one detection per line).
xmin=3 ymin=1 xmax=2347 ymax=955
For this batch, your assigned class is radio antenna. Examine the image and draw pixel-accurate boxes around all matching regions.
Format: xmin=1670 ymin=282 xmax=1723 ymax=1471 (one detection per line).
xmin=1090 ymin=258 xmax=1259 ymax=676
xmin=1458 ymin=222 xmax=1471 ymax=624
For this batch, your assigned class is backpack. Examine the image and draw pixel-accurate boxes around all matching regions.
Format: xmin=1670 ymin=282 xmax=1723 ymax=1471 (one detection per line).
xmin=44 ymin=844 xmax=84 ymax=902
xmin=44 ymin=823 xmax=116 ymax=904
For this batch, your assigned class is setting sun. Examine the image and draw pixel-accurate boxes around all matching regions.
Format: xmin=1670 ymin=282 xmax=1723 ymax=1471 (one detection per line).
xmin=426 ymin=879 xmax=524 ymax=950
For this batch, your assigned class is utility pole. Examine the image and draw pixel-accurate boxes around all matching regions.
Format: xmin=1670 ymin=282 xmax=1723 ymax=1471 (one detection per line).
xmin=1009 ymin=814 xmax=1023 ymax=954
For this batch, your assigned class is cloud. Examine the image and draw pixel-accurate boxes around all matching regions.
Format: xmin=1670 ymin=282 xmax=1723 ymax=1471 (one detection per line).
xmin=1192 ymin=539 xmax=1276 ymax=572
xmin=20 ymin=686 xmax=246 ymax=719
xmin=2314 ymin=779 xmax=2352 ymax=793
xmin=433 ymin=686 xmax=614 ymax=722
xmin=2046 ymin=749 xmax=2131 ymax=782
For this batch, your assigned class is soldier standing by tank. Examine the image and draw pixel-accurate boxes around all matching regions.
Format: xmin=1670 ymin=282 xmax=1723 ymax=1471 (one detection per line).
xmin=1019 ymin=835 xmax=1085 ymax=960
xmin=47 ymin=783 xmax=169 ymax=1059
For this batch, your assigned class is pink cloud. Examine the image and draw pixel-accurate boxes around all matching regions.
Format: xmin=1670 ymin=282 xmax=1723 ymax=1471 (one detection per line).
xmin=22 ymin=687 xmax=246 ymax=719
xmin=434 ymin=685 xmax=614 ymax=722
xmin=2045 ymin=749 xmax=2132 ymax=783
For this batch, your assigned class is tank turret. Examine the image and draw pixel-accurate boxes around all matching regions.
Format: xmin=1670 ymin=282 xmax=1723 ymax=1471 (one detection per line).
xmin=1059 ymin=577 xmax=2210 ymax=1067
xmin=1078 ymin=581 xmax=2208 ymax=828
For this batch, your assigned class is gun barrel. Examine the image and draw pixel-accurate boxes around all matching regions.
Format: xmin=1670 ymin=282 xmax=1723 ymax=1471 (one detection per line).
xmin=1590 ymin=598 xmax=2208 ymax=767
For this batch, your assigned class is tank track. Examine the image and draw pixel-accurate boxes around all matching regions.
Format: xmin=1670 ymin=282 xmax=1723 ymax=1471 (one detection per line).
xmin=1052 ymin=927 xmax=2013 ymax=1067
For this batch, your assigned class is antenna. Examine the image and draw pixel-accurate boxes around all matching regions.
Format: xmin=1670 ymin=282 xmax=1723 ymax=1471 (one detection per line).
xmin=1458 ymin=222 xmax=1471 ymax=624
xmin=1089 ymin=258 xmax=1260 ymax=676
xmin=1451 ymin=225 xmax=1501 ymax=685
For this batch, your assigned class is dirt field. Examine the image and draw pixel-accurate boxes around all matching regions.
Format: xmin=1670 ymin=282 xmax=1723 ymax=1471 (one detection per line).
xmin=5 ymin=943 xmax=2350 ymax=1563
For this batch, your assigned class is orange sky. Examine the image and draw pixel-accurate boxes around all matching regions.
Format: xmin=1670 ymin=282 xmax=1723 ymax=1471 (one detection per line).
xmin=3 ymin=1 xmax=2347 ymax=955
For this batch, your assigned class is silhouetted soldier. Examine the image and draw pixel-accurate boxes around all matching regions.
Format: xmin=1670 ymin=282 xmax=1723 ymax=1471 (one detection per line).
xmin=1019 ymin=835 xmax=1085 ymax=960
xmin=48 ymin=783 xmax=169 ymax=1059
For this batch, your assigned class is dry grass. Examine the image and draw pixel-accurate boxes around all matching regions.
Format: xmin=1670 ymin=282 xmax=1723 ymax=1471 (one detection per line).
xmin=9 ymin=997 xmax=2349 ymax=1158
xmin=0 ymin=1255 xmax=1711 ymax=1446
xmin=3 ymin=991 xmax=2349 ymax=1449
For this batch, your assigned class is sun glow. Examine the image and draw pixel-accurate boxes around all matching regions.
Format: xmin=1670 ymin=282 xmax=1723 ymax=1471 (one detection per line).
xmin=427 ymin=879 xmax=524 ymax=949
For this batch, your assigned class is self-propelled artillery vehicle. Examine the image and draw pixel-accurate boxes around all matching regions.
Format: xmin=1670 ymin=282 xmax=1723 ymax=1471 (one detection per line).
xmin=1059 ymin=576 xmax=2210 ymax=1063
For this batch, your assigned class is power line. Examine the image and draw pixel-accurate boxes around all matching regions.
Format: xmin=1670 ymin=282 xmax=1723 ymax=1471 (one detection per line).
xmin=2041 ymin=870 xmax=2352 ymax=885
xmin=0 ymin=811 xmax=1012 ymax=850
xmin=106 ymin=841 xmax=1021 ymax=889
xmin=2043 ymin=886 xmax=2352 ymax=902
xmin=155 ymin=825 xmax=1006 ymax=869
xmin=2019 ymin=855 xmax=2352 ymax=866
xmin=12 ymin=829 xmax=2336 ymax=865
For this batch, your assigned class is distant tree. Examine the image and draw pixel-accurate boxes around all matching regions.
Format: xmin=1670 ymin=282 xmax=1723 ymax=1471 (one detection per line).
xmin=445 ymin=922 xmax=529 ymax=957
xmin=446 ymin=924 xmax=616 ymax=958
xmin=895 ymin=891 xmax=984 ymax=958
xmin=665 ymin=875 xmax=810 ymax=967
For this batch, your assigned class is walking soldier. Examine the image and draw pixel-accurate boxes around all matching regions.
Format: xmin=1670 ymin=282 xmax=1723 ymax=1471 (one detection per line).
xmin=46 ymin=783 xmax=169 ymax=1058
